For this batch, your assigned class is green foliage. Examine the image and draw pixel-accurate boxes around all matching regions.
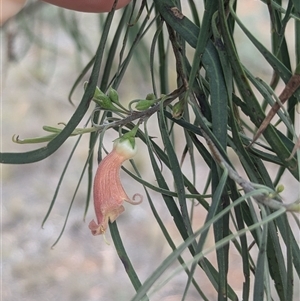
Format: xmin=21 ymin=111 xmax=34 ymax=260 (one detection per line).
xmin=2 ymin=0 xmax=300 ymax=300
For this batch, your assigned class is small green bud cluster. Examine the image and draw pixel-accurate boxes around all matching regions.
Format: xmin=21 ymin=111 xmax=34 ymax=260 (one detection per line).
xmin=85 ymin=82 xmax=129 ymax=113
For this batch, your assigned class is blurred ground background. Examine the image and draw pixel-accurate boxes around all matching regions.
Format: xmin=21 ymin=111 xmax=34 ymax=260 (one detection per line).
xmin=1 ymin=1 xmax=299 ymax=300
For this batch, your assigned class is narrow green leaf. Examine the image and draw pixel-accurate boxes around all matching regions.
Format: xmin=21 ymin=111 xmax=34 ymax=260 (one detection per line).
xmin=144 ymin=122 xmax=192 ymax=247
xmin=276 ymin=215 xmax=300 ymax=278
xmin=1 ymin=7 xmax=117 ymax=164
xmin=219 ymin=1 xmax=298 ymax=179
xmin=41 ymin=132 xmax=83 ymax=228
xmin=266 ymin=217 xmax=288 ymax=300
xmin=292 ymin=0 xmax=300 ymax=13
xmin=230 ymin=183 xmax=251 ymax=301
xmin=183 ymin=169 xmax=235 ymax=300
xmin=68 ymin=57 xmax=95 ymax=105
xmin=109 ymin=222 xmax=146 ymax=297
xmin=51 ymin=153 xmax=90 ymax=248
xmin=100 ymin=5 xmax=131 ymax=91
xmin=253 ymin=207 xmax=268 ymax=301
xmin=284 ymin=217 xmax=294 ymax=301
xmin=186 ymin=0 xmax=218 ymax=106
xmin=131 ymin=190 xmax=286 ymax=301
xmin=113 ymin=5 xmax=156 ymax=89
xmin=158 ymin=107 xmax=195 ymax=239
xmin=202 ymin=41 xmax=228 ymax=149
xmin=130 ymin=160 xmax=207 ymax=300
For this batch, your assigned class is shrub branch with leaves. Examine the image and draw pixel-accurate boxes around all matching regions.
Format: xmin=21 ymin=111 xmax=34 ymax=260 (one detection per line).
xmin=2 ymin=0 xmax=300 ymax=300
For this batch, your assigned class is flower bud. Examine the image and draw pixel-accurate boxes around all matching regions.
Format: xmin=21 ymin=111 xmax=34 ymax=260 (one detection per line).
xmin=276 ymin=184 xmax=284 ymax=193
xmin=93 ymin=87 xmax=110 ymax=103
xmin=135 ymin=99 xmax=156 ymax=111
xmin=146 ymin=93 xmax=156 ymax=100
xmin=107 ymin=87 xmax=119 ymax=104
xmin=172 ymin=100 xmax=185 ymax=119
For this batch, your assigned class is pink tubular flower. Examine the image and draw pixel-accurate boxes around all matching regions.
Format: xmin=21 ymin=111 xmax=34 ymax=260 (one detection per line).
xmin=89 ymin=138 xmax=142 ymax=235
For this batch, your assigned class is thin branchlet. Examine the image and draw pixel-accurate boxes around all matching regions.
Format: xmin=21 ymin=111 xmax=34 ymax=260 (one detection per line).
xmin=200 ymin=128 xmax=299 ymax=212
xmin=92 ymin=85 xmax=186 ymax=131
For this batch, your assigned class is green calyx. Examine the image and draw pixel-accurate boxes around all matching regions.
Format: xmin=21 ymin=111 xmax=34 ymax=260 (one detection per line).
xmin=135 ymin=99 xmax=157 ymax=110
xmin=116 ymin=124 xmax=139 ymax=149
xmin=134 ymin=93 xmax=158 ymax=111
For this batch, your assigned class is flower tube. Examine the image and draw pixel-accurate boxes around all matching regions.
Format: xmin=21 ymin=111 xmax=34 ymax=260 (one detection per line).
xmin=89 ymin=134 xmax=142 ymax=236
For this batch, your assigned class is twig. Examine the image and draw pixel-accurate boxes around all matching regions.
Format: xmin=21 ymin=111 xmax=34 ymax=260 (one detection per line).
xmin=92 ymin=85 xmax=186 ymax=131
xmin=249 ymin=73 xmax=300 ymax=147
xmin=200 ymin=128 xmax=300 ymax=212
